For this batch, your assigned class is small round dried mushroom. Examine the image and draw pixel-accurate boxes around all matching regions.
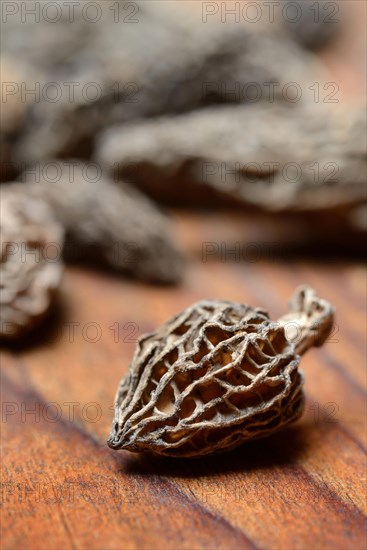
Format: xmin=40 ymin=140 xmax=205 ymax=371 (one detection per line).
xmin=0 ymin=187 xmax=64 ymax=340
xmin=108 ymin=287 xmax=334 ymax=457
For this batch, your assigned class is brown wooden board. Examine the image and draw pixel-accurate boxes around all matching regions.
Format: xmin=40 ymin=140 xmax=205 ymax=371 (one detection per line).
xmin=1 ymin=250 xmax=366 ymax=550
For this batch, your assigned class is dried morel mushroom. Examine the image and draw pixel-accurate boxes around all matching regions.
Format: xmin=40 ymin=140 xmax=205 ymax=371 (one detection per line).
xmin=108 ymin=286 xmax=334 ymax=457
xmin=97 ymin=102 xmax=366 ymax=217
xmin=8 ymin=1 xmax=325 ymax=165
xmin=0 ymin=186 xmax=64 ymax=340
xmin=20 ymin=162 xmax=184 ymax=284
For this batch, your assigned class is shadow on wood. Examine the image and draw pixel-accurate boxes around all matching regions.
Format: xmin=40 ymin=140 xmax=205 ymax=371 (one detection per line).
xmin=119 ymin=423 xmax=325 ymax=478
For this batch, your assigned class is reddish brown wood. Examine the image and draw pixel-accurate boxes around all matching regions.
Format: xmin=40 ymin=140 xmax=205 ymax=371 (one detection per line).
xmin=1 ymin=248 xmax=366 ymax=550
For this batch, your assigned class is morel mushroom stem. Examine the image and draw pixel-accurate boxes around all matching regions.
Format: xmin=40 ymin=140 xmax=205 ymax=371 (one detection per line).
xmin=278 ymin=286 xmax=334 ymax=356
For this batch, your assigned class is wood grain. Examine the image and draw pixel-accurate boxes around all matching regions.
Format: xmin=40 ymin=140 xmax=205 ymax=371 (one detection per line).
xmin=1 ymin=250 xmax=366 ymax=550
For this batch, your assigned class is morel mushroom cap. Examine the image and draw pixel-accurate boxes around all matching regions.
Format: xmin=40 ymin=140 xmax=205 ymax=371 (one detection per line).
xmin=108 ymin=286 xmax=334 ymax=457
xmin=0 ymin=186 xmax=64 ymax=340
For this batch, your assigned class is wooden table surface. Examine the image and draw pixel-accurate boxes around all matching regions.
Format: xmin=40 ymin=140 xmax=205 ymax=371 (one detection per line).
xmin=1 ymin=2 xmax=366 ymax=549
xmin=1 ymin=221 xmax=366 ymax=550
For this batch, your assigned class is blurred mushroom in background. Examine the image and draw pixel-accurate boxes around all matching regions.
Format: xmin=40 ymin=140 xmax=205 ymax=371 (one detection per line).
xmin=0 ymin=186 xmax=64 ymax=341
xmin=96 ymin=101 xmax=366 ymax=247
xmin=21 ymin=162 xmax=185 ymax=284
xmin=2 ymin=1 xmax=328 ymax=167
xmin=1 ymin=160 xmax=184 ymax=340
